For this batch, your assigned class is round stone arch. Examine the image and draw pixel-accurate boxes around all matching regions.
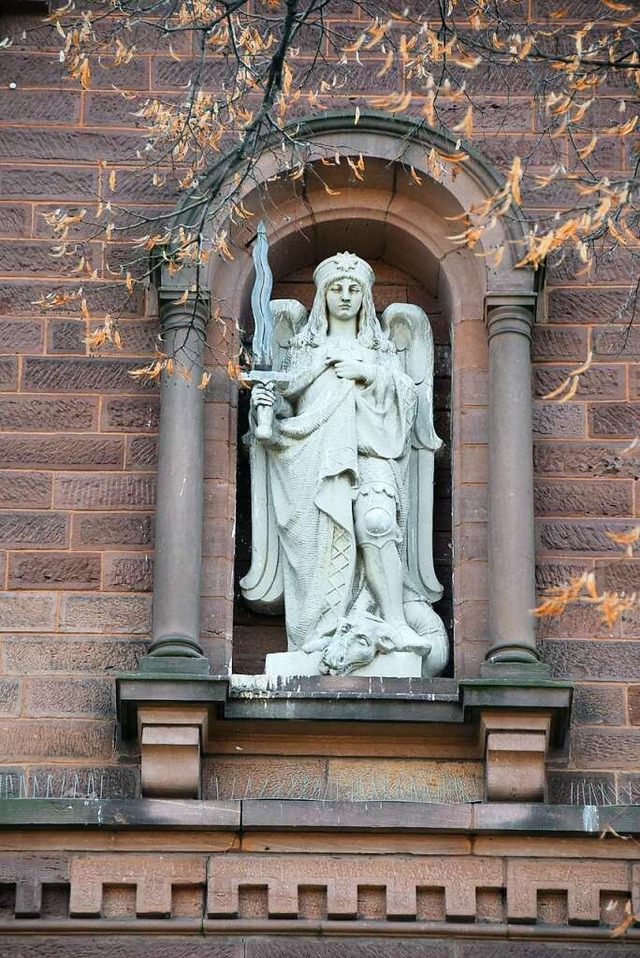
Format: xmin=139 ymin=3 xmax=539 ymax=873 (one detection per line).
xmin=151 ymin=112 xmax=542 ymax=680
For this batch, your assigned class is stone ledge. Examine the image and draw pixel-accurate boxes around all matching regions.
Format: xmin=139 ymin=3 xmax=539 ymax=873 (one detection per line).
xmin=0 ymin=799 xmax=637 ymax=835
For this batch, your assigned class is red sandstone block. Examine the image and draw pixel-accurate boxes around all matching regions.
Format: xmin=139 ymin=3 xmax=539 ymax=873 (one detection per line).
xmin=0 ymin=720 xmax=114 ymax=761
xmin=125 ymin=436 xmax=157 ymax=470
xmin=0 ymin=319 xmax=43 ymax=353
xmin=534 ymin=364 xmax=626 ymax=401
xmin=0 ymin=127 xmax=146 ymax=165
xmin=589 ymin=402 xmax=640 ymax=439
xmin=0 ymin=472 xmax=52 ymax=508
xmin=533 ymin=478 xmax=633 ymax=518
xmin=72 ymin=512 xmax=154 ymax=549
xmin=532 ymin=402 xmax=585 ymax=439
xmin=53 ymin=473 xmax=156 ymax=510
xmin=0 ymin=592 xmax=57 ymax=631
xmin=201 ymin=557 xmax=234 ymax=598
xmin=548 ymin=287 xmax=633 ymax=325
xmin=0 ymin=397 xmax=97 ymax=432
xmin=532 ymin=326 xmax=588 ymax=362
xmin=572 ymin=728 xmax=640 ymax=769
xmin=201 ymin=517 xmax=235 ymax=559
xmin=25 ymin=677 xmax=114 ymax=718
xmin=23 ymin=357 xmax=155 ymax=394
xmin=597 ymin=558 xmax=640 ymax=593
xmin=0 ymin=358 xmax=18 ymax=391
xmin=629 ymin=686 xmax=640 ymax=725
xmin=60 ymin=593 xmax=151 ymax=635
xmin=28 ymin=764 xmax=139 ymax=799
xmin=88 ymin=318 xmax=158 ymax=357
xmin=103 ymin=553 xmax=153 ymax=592
xmin=0 ymin=205 xmax=29 ymax=237
xmin=8 ymin=552 xmax=100 ymax=591
xmin=3 ymin=636 xmax=147 ymax=674
xmin=539 ymin=639 xmax=640 ymax=681
xmin=0 ymin=511 xmax=68 ymax=549
xmin=0 ymin=167 xmax=95 ymax=201
xmin=534 ymin=440 xmax=639 ymax=478
xmin=572 ymin=684 xmax=626 ymax=727
xmin=0 ymin=279 xmax=144 ymax=319
xmin=0 ymin=679 xmax=21 ymax=716
xmin=101 ymin=397 xmax=159 ymax=432
xmin=46 ymin=320 xmax=85 ymax=354
xmin=0 ymin=435 xmax=123 ymax=470
xmin=536 ymin=518 xmax=639 ymax=556
xmin=0 ymin=89 xmax=80 ymax=124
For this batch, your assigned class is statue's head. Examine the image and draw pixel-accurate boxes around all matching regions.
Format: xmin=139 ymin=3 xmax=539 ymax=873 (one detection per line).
xmin=298 ymin=251 xmax=385 ymax=348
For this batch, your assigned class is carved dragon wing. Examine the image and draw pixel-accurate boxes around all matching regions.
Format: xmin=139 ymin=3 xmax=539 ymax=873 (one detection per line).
xmin=240 ymin=299 xmax=308 ymax=614
xmin=382 ymin=303 xmax=444 ymax=604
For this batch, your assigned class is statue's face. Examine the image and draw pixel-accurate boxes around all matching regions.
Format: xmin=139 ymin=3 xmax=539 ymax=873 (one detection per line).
xmin=325 ymin=279 xmax=363 ymax=323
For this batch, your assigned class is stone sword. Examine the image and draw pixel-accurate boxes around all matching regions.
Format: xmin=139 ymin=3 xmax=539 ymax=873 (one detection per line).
xmin=248 ymin=220 xmax=280 ymax=441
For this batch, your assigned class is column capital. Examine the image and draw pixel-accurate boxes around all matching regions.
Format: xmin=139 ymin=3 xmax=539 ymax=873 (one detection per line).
xmin=484 ymin=293 xmax=536 ymax=342
xmin=158 ymin=286 xmax=211 ymax=337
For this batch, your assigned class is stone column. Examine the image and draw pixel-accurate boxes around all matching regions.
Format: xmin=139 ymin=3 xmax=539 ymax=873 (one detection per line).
xmin=141 ymin=287 xmax=211 ymax=674
xmin=483 ymin=294 xmax=547 ymax=672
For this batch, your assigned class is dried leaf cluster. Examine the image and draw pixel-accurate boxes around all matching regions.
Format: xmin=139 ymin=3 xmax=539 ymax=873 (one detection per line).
xmin=2 ymin=0 xmax=636 ymax=359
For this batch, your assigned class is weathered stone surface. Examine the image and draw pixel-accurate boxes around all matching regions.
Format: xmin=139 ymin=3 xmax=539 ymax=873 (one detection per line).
xmin=534 ymin=365 xmax=626 ymax=401
xmin=246 ymin=944 xmax=449 ymax=958
xmin=0 ymin=472 xmax=52 ymax=508
xmin=593 ymin=325 xmax=640 ymax=361
xmin=72 ymin=513 xmax=154 ymax=549
xmin=0 ymin=128 xmax=147 ymax=164
xmin=535 ymin=559 xmax=590 ymax=591
xmin=539 ymin=640 xmax=640 ymax=680
xmin=27 ymin=764 xmax=139 ymax=800
xmin=532 ymin=402 xmax=585 ymax=439
xmin=0 ymin=166 xmax=94 ymax=199
xmin=25 ymin=677 xmax=114 ymax=717
xmin=0 ymin=721 xmax=114 ymax=760
xmin=534 ymin=441 xmax=640 ymax=478
xmin=572 ymin=729 xmax=640 ymax=769
xmin=0 ymin=435 xmax=123 ymax=470
xmin=507 ymin=858 xmax=628 ymax=924
xmin=53 ymin=473 xmax=156 ymax=510
xmin=0 ymin=397 xmax=97 ymax=432
xmin=547 ymin=771 xmax=616 ymax=805
xmin=103 ymin=553 xmax=153 ymax=592
xmin=548 ymin=287 xmax=634 ymax=325
xmin=126 ymin=435 xmax=157 ymax=469
xmin=571 ymin=684 xmax=626 ymax=726
xmin=0 ymin=318 xmax=42 ymax=352
xmin=60 ymin=594 xmax=151 ymax=634
xmin=8 ymin=552 xmax=100 ymax=590
xmin=3 ymin=636 xmax=147 ymax=674
xmin=207 ymin=853 xmax=502 ymax=920
xmin=0 ymin=512 xmax=68 ymax=548
xmin=627 ymin=685 xmax=640 ymax=725
xmin=0 ymin=593 xmax=57 ymax=632
xmin=536 ymin=519 xmax=637 ymax=555
xmin=326 ymin=759 xmax=483 ymax=804
xmin=0 ymin=204 xmax=29 ymax=236
xmin=101 ymin=396 xmax=159 ymax=432
xmin=0 ymin=279 xmax=144 ymax=319
xmin=535 ymin=602 xmax=615 ymax=640
xmin=532 ymin=327 xmax=588 ymax=361
xmin=0 ymin=90 xmax=80 ymax=124
xmin=0 ymin=357 xmax=18 ymax=391
xmin=0 ymin=679 xmax=20 ymax=715
xmin=70 ymin=853 xmax=206 ymax=917
xmin=0 ymin=938 xmax=243 ymax=958
xmin=47 ymin=319 xmax=86 ymax=353
xmin=598 ymin=558 xmax=640 ymax=593
xmin=23 ymin=357 xmax=154 ymax=393
xmin=534 ymin=478 xmax=632 ymax=517
xmin=589 ymin=402 xmax=640 ymax=439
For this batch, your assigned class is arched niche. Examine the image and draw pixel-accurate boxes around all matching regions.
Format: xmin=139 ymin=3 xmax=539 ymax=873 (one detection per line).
xmin=195 ymin=114 xmax=537 ymax=679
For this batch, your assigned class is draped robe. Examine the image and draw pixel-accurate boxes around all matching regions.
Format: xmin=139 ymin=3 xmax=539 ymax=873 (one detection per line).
xmin=264 ymin=340 xmax=418 ymax=651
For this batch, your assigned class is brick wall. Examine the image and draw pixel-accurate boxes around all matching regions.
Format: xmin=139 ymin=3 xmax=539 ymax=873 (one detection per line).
xmin=0 ymin=2 xmax=638 ymax=795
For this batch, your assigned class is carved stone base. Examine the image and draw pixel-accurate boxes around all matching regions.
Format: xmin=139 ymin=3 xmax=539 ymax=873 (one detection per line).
xmin=265 ymin=650 xmax=423 ymax=678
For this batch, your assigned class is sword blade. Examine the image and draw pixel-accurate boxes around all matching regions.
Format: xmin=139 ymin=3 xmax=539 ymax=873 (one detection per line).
xmin=251 ymin=220 xmax=274 ymax=368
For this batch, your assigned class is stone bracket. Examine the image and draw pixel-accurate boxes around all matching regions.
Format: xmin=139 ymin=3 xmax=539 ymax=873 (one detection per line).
xmin=462 ymin=679 xmax=572 ymax=803
xmin=139 ymin=706 xmax=209 ymax=799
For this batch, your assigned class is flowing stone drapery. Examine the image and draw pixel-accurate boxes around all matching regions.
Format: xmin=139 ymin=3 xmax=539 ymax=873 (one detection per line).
xmin=141 ymin=287 xmax=211 ymax=674
xmin=483 ymin=294 xmax=546 ymax=671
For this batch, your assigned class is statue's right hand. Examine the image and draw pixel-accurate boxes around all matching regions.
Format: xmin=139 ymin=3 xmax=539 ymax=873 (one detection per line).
xmin=250 ymin=381 xmax=275 ymax=408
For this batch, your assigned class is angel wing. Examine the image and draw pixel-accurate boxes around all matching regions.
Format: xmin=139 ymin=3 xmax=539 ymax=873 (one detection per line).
xmin=240 ymin=299 xmax=308 ymax=614
xmin=382 ymin=303 xmax=444 ymax=604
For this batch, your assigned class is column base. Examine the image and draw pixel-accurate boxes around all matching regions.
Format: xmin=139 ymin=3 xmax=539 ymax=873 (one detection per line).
xmin=481 ymin=659 xmax=551 ymax=680
xmin=140 ymin=635 xmax=211 ymax=675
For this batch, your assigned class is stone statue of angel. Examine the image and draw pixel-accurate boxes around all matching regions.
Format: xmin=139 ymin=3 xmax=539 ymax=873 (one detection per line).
xmin=240 ymin=250 xmax=449 ymax=678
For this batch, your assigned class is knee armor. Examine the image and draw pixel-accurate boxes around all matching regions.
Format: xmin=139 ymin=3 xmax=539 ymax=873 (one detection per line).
xmin=354 ymin=489 xmax=400 ymax=548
